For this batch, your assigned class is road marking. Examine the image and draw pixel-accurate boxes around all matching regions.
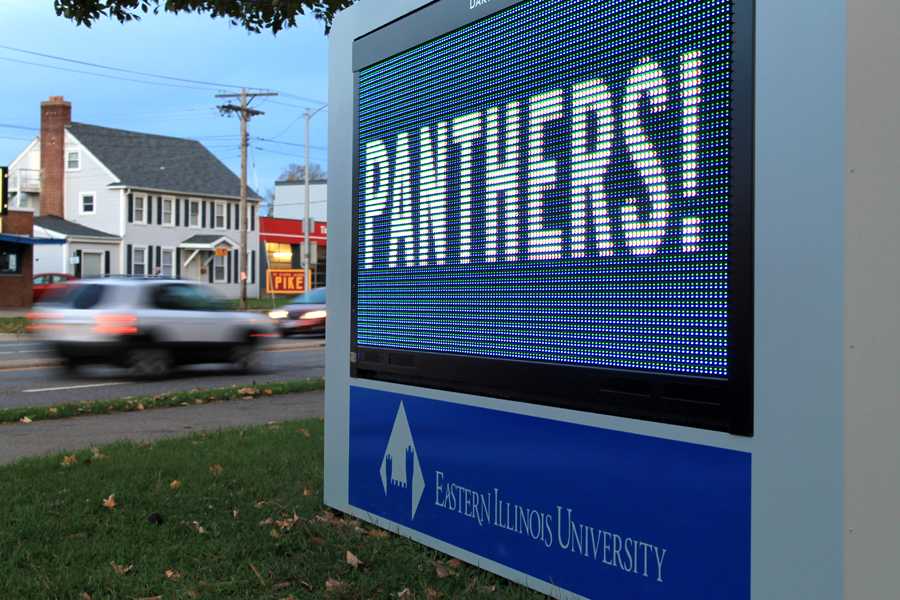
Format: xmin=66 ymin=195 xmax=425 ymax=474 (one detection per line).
xmin=0 ymin=350 xmax=44 ymax=355
xmin=23 ymin=382 xmax=128 ymax=394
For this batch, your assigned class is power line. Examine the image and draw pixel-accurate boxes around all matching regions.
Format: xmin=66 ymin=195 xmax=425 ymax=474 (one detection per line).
xmin=0 ymin=123 xmax=38 ymax=131
xmin=255 ymin=137 xmax=328 ymax=151
xmin=0 ymin=44 xmax=325 ymax=104
xmin=0 ymin=55 xmax=218 ymax=92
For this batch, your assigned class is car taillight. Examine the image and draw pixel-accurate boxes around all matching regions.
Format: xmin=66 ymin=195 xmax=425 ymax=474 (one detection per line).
xmin=25 ymin=312 xmax=64 ymax=332
xmin=94 ymin=314 xmax=139 ymax=336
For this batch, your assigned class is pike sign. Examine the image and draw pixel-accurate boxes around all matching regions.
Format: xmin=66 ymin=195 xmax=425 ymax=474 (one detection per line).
xmin=355 ymin=0 xmax=736 ymax=379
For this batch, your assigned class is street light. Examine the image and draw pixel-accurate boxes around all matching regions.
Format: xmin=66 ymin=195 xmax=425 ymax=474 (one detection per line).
xmin=304 ymin=103 xmax=327 ymax=291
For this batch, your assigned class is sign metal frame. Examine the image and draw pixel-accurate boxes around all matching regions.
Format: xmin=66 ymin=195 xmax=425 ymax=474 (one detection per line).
xmin=349 ymin=0 xmax=755 ymax=436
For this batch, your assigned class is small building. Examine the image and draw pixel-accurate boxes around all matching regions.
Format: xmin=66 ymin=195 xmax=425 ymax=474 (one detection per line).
xmin=259 ymin=216 xmax=327 ymax=292
xmin=0 ymin=209 xmax=64 ymax=308
xmin=7 ymin=96 xmax=262 ymax=298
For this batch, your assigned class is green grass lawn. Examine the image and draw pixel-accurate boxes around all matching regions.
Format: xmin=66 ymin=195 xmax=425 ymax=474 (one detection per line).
xmin=0 ymin=420 xmax=546 ymax=600
xmin=0 ymin=316 xmax=28 ymax=334
xmin=225 ymin=296 xmax=293 ymax=311
xmin=0 ymin=378 xmax=325 ymax=424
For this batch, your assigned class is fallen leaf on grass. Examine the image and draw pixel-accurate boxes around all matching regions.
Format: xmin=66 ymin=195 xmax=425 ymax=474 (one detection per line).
xmin=91 ymin=447 xmax=108 ymax=460
xmin=250 ymin=563 xmax=266 ymax=586
xmin=480 ymin=584 xmax=497 ymax=593
xmin=189 ymin=521 xmax=206 ymax=534
xmin=275 ymin=513 xmax=301 ymax=530
xmin=194 ymin=398 xmax=204 ymax=405
xmin=61 ymin=455 xmax=77 ymax=467
xmin=232 ymin=508 xmax=240 ymax=520
xmin=397 ymin=588 xmax=413 ymax=599
xmin=297 ymin=428 xmax=311 ymax=438
xmin=136 ymin=596 xmax=162 ymax=600
xmin=367 ymin=528 xmax=390 ymax=539
xmin=19 ymin=416 xmax=32 ymax=424
xmin=102 ymin=495 xmax=117 ymax=511
xmin=48 ymin=407 xmax=58 ymax=415
xmin=447 ymin=559 xmax=462 ymax=569
xmin=303 ymin=487 xmax=314 ymax=497
xmin=309 ymin=536 xmax=325 ymax=546
xmin=426 ymin=588 xmax=442 ymax=600
xmin=273 ymin=581 xmax=292 ymax=591
xmin=434 ymin=562 xmax=451 ymax=579
xmin=345 ymin=550 xmax=363 ymax=569
xmin=263 ymin=388 xmax=274 ymax=396
xmin=270 ymin=529 xmax=282 ymax=539
xmin=136 ymin=403 xmax=145 ymax=411
xmin=80 ymin=593 xmax=92 ymax=600
xmin=325 ymin=578 xmax=344 ymax=592
xmin=110 ymin=562 xmax=133 ymax=575
xmin=209 ymin=464 xmax=224 ymax=477
xmin=238 ymin=387 xmax=257 ymax=396
xmin=255 ymin=500 xmax=267 ymax=509
xmin=169 ymin=480 xmax=182 ymax=490
xmin=259 ymin=517 xmax=274 ymax=527
xmin=164 ymin=569 xmax=182 ymax=581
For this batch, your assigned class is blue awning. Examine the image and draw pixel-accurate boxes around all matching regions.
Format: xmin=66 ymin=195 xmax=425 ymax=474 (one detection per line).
xmin=0 ymin=234 xmax=65 ymax=245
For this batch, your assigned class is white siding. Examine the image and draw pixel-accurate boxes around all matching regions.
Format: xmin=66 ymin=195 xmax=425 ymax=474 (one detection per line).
xmin=273 ymin=181 xmax=328 ymax=221
xmin=63 ymin=131 xmax=122 ymax=236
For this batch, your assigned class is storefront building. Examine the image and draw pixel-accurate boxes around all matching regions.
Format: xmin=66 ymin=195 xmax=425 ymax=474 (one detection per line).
xmin=259 ymin=216 xmax=327 ymax=294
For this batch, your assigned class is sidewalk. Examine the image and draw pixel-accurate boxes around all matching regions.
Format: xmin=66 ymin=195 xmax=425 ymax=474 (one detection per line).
xmin=0 ymin=391 xmax=324 ymax=465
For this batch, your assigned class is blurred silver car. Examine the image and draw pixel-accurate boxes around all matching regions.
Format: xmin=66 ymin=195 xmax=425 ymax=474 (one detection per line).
xmin=28 ymin=279 xmax=276 ymax=377
xmin=268 ymin=287 xmax=326 ymax=337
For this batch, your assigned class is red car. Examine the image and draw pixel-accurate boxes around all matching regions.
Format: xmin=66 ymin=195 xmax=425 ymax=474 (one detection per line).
xmin=33 ymin=273 xmax=77 ymax=303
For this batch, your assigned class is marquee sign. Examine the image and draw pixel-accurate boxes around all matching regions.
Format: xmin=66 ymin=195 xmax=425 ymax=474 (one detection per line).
xmin=266 ymin=269 xmax=307 ymax=295
xmin=351 ymin=0 xmax=753 ymax=434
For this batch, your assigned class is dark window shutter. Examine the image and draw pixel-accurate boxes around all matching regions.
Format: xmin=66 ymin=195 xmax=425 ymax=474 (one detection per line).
xmin=147 ymin=197 xmax=153 ymax=224
xmin=250 ymin=206 xmax=256 ymax=231
xmin=208 ymin=257 xmax=214 ymax=283
xmin=226 ymin=250 xmax=232 ymax=283
xmin=156 ymin=246 xmax=162 ymax=274
xmin=157 ymin=196 xmax=163 ymax=225
xmin=126 ymin=245 xmax=133 ymax=275
xmin=226 ymin=203 xmax=232 ymax=229
xmin=148 ymin=245 xmax=155 ymax=275
xmin=185 ymin=199 xmax=190 ymax=226
xmin=176 ymin=249 xmax=181 ymax=279
xmin=202 ymin=202 xmax=207 ymax=228
xmin=175 ymin=198 xmax=181 ymax=226
xmin=104 ymin=251 xmax=111 ymax=276
xmin=128 ymin=193 xmax=134 ymax=223
xmin=250 ymin=250 xmax=256 ymax=284
xmin=74 ymin=250 xmax=82 ymax=278
xmin=235 ymin=204 xmax=240 ymax=230
xmin=234 ymin=250 xmax=240 ymax=283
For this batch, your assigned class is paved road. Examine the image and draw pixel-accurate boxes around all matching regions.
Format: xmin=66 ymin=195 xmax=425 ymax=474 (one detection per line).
xmin=0 ymin=340 xmax=324 ymax=409
xmin=0 ymin=391 xmax=325 ymax=465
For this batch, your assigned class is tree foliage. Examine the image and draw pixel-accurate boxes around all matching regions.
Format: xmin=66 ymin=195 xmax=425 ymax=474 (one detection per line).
xmin=278 ymin=162 xmax=327 ymax=182
xmin=54 ymin=0 xmax=356 ymax=33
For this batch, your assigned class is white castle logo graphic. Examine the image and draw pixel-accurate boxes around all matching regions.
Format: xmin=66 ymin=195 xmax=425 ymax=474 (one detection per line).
xmin=379 ymin=402 xmax=425 ymax=520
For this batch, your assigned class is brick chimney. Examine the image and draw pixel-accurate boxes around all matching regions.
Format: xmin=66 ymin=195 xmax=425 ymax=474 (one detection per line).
xmin=40 ymin=95 xmax=71 ymax=218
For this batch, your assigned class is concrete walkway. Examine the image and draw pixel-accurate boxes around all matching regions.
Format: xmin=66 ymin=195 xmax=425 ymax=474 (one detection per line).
xmin=0 ymin=391 xmax=324 ymax=465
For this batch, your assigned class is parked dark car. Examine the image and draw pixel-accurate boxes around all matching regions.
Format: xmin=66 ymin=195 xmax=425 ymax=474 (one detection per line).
xmin=33 ymin=273 xmax=77 ymax=303
xmin=268 ymin=287 xmax=326 ymax=337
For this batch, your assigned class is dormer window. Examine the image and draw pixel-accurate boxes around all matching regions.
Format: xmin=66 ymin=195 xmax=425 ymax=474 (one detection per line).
xmin=66 ymin=151 xmax=81 ymax=171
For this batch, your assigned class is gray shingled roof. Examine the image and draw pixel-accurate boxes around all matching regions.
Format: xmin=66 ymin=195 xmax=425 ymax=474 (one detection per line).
xmin=35 ymin=215 xmax=120 ymax=239
xmin=68 ymin=123 xmax=260 ymax=200
xmin=181 ymin=234 xmax=226 ymax=245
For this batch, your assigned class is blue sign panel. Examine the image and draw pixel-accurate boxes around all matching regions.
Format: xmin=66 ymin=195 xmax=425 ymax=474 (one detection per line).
xmin=356 ymin=0 xmax=735 ymax=378
xmin=349 ymin=386 xmax=751 ymax=599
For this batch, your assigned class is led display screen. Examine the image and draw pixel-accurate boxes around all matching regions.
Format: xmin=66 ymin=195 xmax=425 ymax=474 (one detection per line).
xmin=353 ymin=0 xmax=752 ymax=432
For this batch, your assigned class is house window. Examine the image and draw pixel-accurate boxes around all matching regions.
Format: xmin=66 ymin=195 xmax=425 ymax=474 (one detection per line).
xmin=214 ymin=202 xmax=226 ymax=229
xmin=189 ymin=200 xmax=200 ymax=227
xmin=134 ymin=196 xmax=146 ymax=224
xmin=80 ymin=193 xmax=95 ymax=215
xmin=66 ymin=151 xmax=81 ymax=171
xmin=213 ymin=254 xmax=226 ymax=282
xmin=161 ymin=248 xmax=174 ymax=277
xmin=162 ymin=198 xmax=174 ymax=226
xmin=133 ymin=247 xmax=147 ymax=276
xmin=0 ymin=247 xmax=22 ymax=274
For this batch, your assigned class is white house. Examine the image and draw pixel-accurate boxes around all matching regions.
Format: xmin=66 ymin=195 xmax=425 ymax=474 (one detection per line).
xmin=7 ymin=96 xmax=261 ymax=298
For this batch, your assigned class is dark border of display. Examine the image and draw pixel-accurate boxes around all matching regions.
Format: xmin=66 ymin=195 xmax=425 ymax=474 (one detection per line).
xmin=349 ymin=0 xmax=755 ymax=436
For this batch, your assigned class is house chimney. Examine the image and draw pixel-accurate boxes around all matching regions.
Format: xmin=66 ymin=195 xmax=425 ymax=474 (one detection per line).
xmin=40 ymin=95 xmax=71 ymax=218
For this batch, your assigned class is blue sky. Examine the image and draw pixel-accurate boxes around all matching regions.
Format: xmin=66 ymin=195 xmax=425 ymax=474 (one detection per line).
xmin=0 ymin=0 xmax=330 ymax=198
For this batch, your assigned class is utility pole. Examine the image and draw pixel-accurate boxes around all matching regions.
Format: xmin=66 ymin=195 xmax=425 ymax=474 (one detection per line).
xmin=304 ymin=104 xmax=327 ymax=291
xmin=216 ymin=89 xmax=277 ymax=309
